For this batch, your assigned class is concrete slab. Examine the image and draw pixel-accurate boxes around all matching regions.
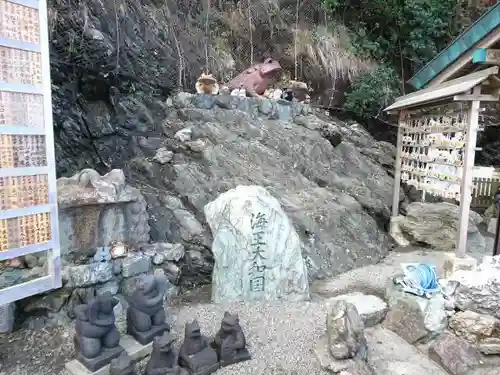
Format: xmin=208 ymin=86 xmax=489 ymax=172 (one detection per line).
xmin=488 ymin=218 xmax=497 ymax=235
xmin=366 ymin=326 xmax=448 ymax=375
xmin=65 ymin=335 xmax=153 ymax=375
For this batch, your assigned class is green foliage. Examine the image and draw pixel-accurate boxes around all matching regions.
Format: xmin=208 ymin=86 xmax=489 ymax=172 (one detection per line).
xmin=321 ymin=0 xmax=470 ymax=117
xmin=322 ymin=0 xmax=467 ymax=70
xmin=343 ymin=65 xmax=400 ymax=118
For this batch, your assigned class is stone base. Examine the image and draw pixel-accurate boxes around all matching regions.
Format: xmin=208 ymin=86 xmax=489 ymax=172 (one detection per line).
xmin=179 ymin=346 xmax=219 ymax=375
xmin=209 ymin=342 xmax=251 ymax=367
xmin=76 ymin=346 xmax=125 ymax=373
xmin=219 ymin=349 xmax=251 ymax=367
xmin=439 ymin=253 xmax=478 ymax=279
xmin=66 ymin=335 xmax=154 ymax=375
xmin=127 ymin=323 xmax=170 ymax=345
xmin=183 ymin=363 xmax=220 ymax=375
xmin=389 ymin=219 xmax=410 ymax=247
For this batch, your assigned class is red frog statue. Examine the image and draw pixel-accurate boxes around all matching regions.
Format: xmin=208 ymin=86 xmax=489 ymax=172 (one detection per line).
xmin=227 ymin=58 xmax=282 ymax=98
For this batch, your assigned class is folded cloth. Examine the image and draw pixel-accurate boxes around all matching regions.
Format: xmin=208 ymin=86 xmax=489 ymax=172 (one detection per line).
xmin=394 ymin=263 xmax=440 ymax=298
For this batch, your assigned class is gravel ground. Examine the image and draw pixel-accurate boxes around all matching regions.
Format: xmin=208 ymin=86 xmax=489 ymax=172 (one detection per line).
xmin=0 ymin=300 xmax=332 ymax=375
xmin=0 ymin=249 xmax=482 ymax=375
xmin=172 ymin=300 xmax=330 ymax=375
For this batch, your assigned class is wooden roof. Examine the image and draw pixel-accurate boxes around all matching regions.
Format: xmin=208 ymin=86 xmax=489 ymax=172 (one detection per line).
xmin=408 ymin=3 xmax=500 ymax=89
xmin=384 ymin=66 xmax=498 ymax=113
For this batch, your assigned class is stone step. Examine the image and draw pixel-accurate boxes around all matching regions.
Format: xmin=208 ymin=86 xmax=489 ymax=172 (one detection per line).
xmin=365 ymin=326 xmax=449 ymax=375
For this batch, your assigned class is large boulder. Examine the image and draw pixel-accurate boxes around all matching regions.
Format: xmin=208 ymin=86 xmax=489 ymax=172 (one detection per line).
xmin=383 ymin=282 xmax=447 ymax=343
xmin=450 ymin=256 xmax=500 ymax=319
xmin=428 ymin=333 xmax=484 ymax=375
xmin=394 ymin=202 xmax=484 ymax=250
xmin=449 ymin=310 xmax=500 ymax=355
xmin=204 ymin=185 xmax=310 ymax=303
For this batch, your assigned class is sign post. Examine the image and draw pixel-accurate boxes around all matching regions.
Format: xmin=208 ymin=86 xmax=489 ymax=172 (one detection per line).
xmin=0 ymin=0 xmax=61 ymax=305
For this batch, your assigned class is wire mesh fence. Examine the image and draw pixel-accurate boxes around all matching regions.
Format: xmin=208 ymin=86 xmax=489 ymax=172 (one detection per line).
xmin=47 ymin=0 xmax=375 ymax=105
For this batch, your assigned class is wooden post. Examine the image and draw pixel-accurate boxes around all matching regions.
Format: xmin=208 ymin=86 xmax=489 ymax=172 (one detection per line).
xmin=456 ymin=86 xmax=481 ymax=258
xmin=494 ymin=207 xmax=500 ymax=256
xmin=392 ymin=112 xmax=404 ymax=217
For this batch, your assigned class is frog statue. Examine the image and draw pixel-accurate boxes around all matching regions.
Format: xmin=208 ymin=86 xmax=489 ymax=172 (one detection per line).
xmin=195 ymin=73 xmax=219 ymax=95
xmin=178 ymin=320 xmax=219 ymax=374
xmin=126 ymin=274 xmax=170 ymax=345
xmin=210 ymin=312 xmax=251 ymax=367
xmin=227 ymin=58 xmax=282 ymax=98
xmin=73 ymin=293 xmax=124 ymax=372
xmin=145 ymin=332 xmax=186 ymax=375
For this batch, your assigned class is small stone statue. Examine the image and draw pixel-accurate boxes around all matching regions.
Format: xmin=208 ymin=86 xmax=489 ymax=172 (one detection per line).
xmin=126 ymin=274 xmax=170 ymax=345
xmin=314 ymin=300 xmax=374 ymax=374
xmin=178 ymin=320 xmax=219 ymax=374
xmin=74 ymin=293 xmax=124 ymax=372
xmin=210 ymin=312 xmax=251 ymax=366
xmin=146 ymin=332 xmax=186 ymax=375
xmin=195 ymin=73 xmax=219 ymax=95
xmin=110 ymin=352 xmax=136 ymax=375
xmin=326 ymin=300 xmax=367 ymax=360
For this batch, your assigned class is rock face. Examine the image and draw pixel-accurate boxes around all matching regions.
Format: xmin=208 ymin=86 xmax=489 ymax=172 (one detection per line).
xmin=315 ymin=300 xmax=374 ymax=374
xmin=393 ymin=202 xmax=484 ymax=250
xmin=118 ymin=94 xmax=392 ymax=283
xmin=204 ymin=185 xmax=310 ymax=303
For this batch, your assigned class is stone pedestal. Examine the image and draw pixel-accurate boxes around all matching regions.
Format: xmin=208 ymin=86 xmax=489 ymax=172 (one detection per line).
xmin=389 ymin=218 xmax=410 ymax=247
xmin=439 ymin=252 xmax=477 ymax=279
xmin=65 ymin=335 xmax=153 ymax=375
xmin=127 ymin=322 xmax=170 ymax=345
xmin=75 ymin=345 xmax=125 ymax=373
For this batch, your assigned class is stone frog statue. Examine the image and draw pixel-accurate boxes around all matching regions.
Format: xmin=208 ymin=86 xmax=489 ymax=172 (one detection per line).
xmin=126 ymin=274 xmax=170 ymax=344
xmin=227 ymin=58 xmax=282 ymax=98
xmin=178 ymin=319 xmax=218 ymax=373
xmin=211 ymin=312 xmax=251 ymax=366
xmin=146 ymin=333 xmax=184 ymax=375
xmin=74 ymin=293 xmax=123 ymax=370
xmin=195 ymin=73 xmax=219 ymax=95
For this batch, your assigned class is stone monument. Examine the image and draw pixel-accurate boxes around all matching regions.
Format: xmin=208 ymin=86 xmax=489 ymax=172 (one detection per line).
xmin=126 ymin=274 xmax=170 ymax=345
xmin=110 ymin=352 xmax=137 ymax=375
xmin=178 ymin=320 xmax=219 ymax=374
xmin=210 ymin=312 xmax=251 ymax=367
xmin=204 ymin=185 xmax=310 ymax=303
xmin=73 ymin=293 xmax=124 ymax=372
xmin=145 ymin=332 xmax=186 ymax=375
xmin=314 ymin=300 xmax=374 ymax=374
